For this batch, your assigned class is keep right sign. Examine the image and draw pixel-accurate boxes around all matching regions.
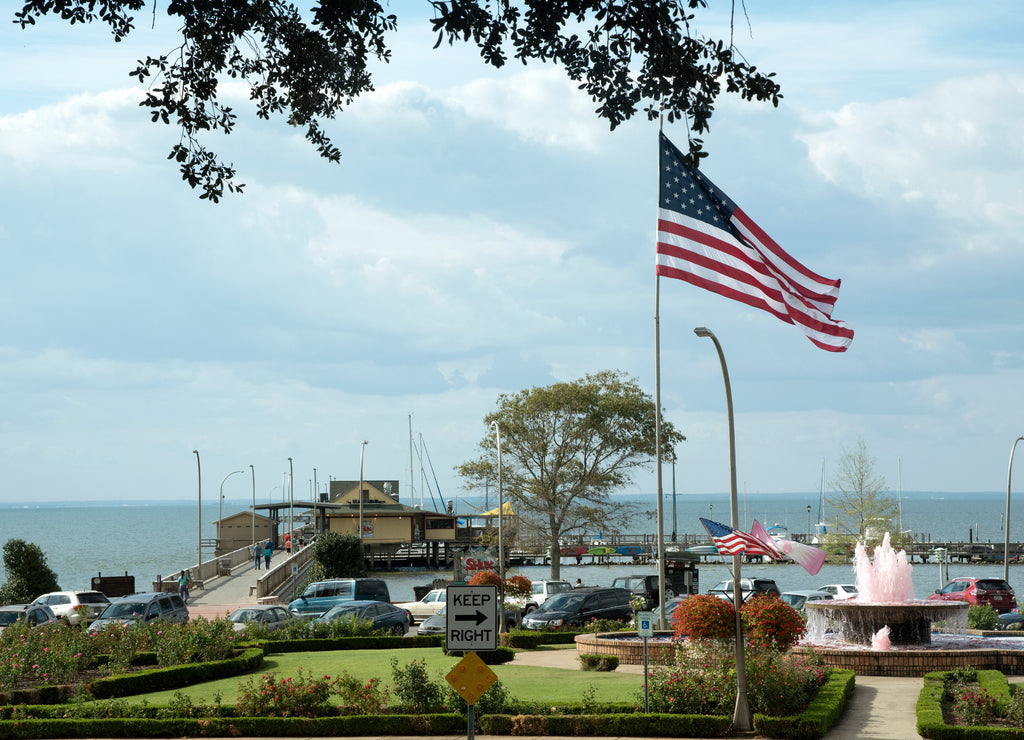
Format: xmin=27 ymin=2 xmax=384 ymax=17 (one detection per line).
xmin=445 ymin=585 xmax=499 ymax=651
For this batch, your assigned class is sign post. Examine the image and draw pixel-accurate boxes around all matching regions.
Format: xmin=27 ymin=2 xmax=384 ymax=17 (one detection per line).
xmin=637 ymin=610 xmax=654 ymax=712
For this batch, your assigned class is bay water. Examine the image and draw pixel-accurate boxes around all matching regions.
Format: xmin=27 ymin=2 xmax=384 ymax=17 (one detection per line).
xmin=0 ymin=491 xmax=1016 ymax=603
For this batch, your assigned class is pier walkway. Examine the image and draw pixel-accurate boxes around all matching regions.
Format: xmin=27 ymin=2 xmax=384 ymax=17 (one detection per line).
xmin=186 ymin=557 xmax=278 ymax=621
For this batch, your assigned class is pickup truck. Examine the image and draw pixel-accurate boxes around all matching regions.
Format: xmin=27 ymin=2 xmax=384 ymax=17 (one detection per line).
xmin=520 ymin=580 xmax=574 ymax=614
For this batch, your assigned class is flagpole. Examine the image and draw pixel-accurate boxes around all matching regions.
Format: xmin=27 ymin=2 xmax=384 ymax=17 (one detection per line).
xmin=654 ymin=121 xmax=667 ymax=630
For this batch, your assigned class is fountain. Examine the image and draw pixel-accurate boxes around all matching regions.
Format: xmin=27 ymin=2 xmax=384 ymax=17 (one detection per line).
xmin=805 ymin=533 xmax=967 ymax=646
xmin=796 ymin=533 xmax=1024 ymax=676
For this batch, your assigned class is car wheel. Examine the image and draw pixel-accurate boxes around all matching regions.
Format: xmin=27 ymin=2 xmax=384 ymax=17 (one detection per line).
xmin=392 ymin=623 xmax=406 ymax=636
xmin=524 ymin=605 xmax=536 ymax=614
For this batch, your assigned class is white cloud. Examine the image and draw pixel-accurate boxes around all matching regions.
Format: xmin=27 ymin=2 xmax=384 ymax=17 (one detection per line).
xmin=799 ymin=74 xmax=1024 ymax=253
xmin=898 ymin=329 xmax=964 ymax=355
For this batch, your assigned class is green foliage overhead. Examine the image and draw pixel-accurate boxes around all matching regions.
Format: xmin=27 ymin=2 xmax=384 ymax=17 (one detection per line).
xmin=309 ymin=531 xmax=366 ymax=579
xmin=0 ymin=538 xmax=60 ymax=604
xmin=13 ymin=1 xmax=781 ymax=201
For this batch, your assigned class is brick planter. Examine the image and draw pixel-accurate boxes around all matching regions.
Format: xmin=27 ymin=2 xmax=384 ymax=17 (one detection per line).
xmin=575 ymin=632 xmax=676 ymax=665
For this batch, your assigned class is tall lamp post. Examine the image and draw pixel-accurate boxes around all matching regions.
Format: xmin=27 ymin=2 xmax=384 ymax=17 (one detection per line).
xmin=288 ymin=457 xmax=294 ymax=542
xmin=359 ymin=441 xmax=368 ymax=541
xmin=490 ymin=421 xmax=505 ymax=632
xmin=250 ymin=465 xmax=256 ymax=547
xmin=1003 ymin=435 xmax=1024 ymax=582
xmin=694 ymin=326 xmax=752 ymax=732
xmin=807 ymin=505 xmax=812 ymax=542
xmin=193 ymin=450 xmax=202 ymax=577
xmin=219 ymin=470 xmax=245 ymax=547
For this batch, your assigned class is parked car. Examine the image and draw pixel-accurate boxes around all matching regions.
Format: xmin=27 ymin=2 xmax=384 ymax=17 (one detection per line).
xmin=996 ymin=608 xmax=1024 ymax=630
xmin=395 ymin=588 xmax=446 ymax=624
xmin=816 ymin=584 xmax=859 ymax=600
xmin=287 ymin=578 xmax=391 ymax=618
xmin=88 ymin=592 xmax=189 ymax=632
xmin=417 ymin=604 xmax=448 ymax=636
xmin=612 ymin=575 xmax=673 ymax=610
xmin=927 ymin=577 xmax=1017 ymax=613
xmin=522 ymin=580 xmax=573 ymax=613
xmin=520 ymin=587 xmax=632 ymax=630
xmin=227 ymin=605 xmax=295 ymax=634
xmin=315 ymin=600 xmax=411 ymax=635
xmin=708 ymin=578 xmax=780 ymax=604
xmin=31 ymin=590 xmax=111 ymax=626
xmin=0 ymin=603 xmax=60 ymax=635
xmin=780 ymin=590 xmax=831 ymax=612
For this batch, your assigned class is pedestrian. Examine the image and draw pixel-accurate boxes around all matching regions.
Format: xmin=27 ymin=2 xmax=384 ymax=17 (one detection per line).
xmin=263 ymin=540 xmax=273 ymax=569
xmin=178 ymin=570 xmax=189 ymax=604
xmin=253 ymin=541 xmax=261 ymax=570
xmin=285 ymin=533 xmax=292 ymax=555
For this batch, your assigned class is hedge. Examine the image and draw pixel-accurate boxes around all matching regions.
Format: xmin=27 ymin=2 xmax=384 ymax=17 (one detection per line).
xmin=918 ymin=670 xmax=1024 ymax=739
xmin=754 ymin=670 xmax=855 ymax=739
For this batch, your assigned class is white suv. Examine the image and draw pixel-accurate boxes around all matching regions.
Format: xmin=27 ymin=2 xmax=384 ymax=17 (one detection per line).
xmin=32 ymin=591 xmax=111 ymax=626
xmin=522 ymin=580 xmax=573 ymax=613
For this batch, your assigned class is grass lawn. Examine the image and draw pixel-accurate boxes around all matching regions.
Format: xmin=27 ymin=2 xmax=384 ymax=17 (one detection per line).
xmin=132 ymin=646 xmax=645 ymax=707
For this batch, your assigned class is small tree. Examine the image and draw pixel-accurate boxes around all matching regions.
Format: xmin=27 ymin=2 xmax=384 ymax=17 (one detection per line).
xmin=740 ymin=594 xmax=805 ymax=651
xmin=828 ymin=438 xmax=896 ymax=545
xmin=0 ymin=539 xmax=60 ymax=604
xmin=673 ymin=594 xmax=734 ymax=642
xmin=309 ymin=532 xmax=366 ymax=579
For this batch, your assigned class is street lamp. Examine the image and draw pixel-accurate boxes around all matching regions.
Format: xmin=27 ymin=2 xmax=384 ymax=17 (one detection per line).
xmin=1003 ymin=435 xmax=1024 ymax=582
xmin=359 ymin=441 xmax=368 ymax=541
xmin=193 ymin=450 xmax=201 ymax=577
xmin=219 ymin=470 xmax=245 ymax=544
xmin=491 ymin=421 xmax=505 ymax=633
xmin=709 ymin=503 xmax=713 ymax=520
xmin=288 ymin=457 xmax=294 ymax=543
xmin=250 ymin=465 xmax=256 ymax=546
xmin=694 ymin=326 xmax=752 ymax=732
xmin=807 ymin=505 xmax=812 ymax=542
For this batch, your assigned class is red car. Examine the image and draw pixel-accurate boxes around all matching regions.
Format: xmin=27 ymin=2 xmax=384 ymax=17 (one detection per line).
xmin=928 ymin=577 xmax=1017 ymax=613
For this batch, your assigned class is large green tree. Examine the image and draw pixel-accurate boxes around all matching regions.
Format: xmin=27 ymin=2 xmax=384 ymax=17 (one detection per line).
xmin=458 ymin=370 xmax=684 ymax=580
xmin=828 ymin=438 xmax=896 ymax=545
xmin=14 ymin=1 xmax=780 ymax=201
xmin=0 ymin=539 xmax=61 ymax=604
xmin=309 ymin=531 xmax=366 ymax=579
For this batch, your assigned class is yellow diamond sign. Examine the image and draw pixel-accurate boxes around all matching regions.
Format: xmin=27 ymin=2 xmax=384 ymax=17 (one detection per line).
xmin=445 ymin=651 xmax=498 ymax=706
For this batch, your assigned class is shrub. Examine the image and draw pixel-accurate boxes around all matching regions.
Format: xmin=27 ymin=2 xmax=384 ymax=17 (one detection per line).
xmin=1006 ymin=684 xmax=1024 ymax=728
xmin=579 ymin=654 xmax=619 ymax=671
xmin=390 ymin=658 xmax=445 ymax=713
xmin=967 ymin=604 xmax=999 ymax=630
xmin=952 ymin=687 xmax=999 ymax=726
xmin=235 ymin=668 xmax=337 ymax=718
xmin=468 ymin=570 xmax=501 ymax=587
xmin=673 ymin=594 xmax=734 ymax=641
xmin=740 ymin=594 xmax=805 ymax=650
xmin=335 ymin=673 xmax=389 ymax=715
xmin=504 ymin=574 xmax=533 ymax=600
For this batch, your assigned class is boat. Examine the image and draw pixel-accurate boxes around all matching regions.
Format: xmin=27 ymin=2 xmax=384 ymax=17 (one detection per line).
xmin=615 ymin=545 xmax=643 ymax=556
xmin=766 ymin=524 xmax=790 ymax=543
xmin=588 ymin=547 xmax=613 ymax=556
xmin=560 ymin=545 xmax=588 ymax=557
xmin=686 ymin=545 xmax=720 ymax=556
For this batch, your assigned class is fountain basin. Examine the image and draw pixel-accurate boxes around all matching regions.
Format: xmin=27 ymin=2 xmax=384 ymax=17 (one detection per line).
xmin=805 ymin=599 xmax=968 ymax=646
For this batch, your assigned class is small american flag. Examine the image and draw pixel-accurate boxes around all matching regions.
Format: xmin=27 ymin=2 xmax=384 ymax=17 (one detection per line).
xmin=700 ymin=518 xmax=782 ymax=558
xmin=656 ymin=132 xmax=854 ymax=352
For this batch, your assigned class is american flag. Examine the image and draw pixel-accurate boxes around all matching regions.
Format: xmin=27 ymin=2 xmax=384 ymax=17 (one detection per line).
xmin=655 ymin=132 xmax=854 ymax=352
xmin=700 ymin=518 xmax=782 ymax=558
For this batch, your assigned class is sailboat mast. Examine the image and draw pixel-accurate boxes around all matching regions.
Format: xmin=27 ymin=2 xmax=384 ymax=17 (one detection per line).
xmin=408 ymin=412 xmax=414 ymax=506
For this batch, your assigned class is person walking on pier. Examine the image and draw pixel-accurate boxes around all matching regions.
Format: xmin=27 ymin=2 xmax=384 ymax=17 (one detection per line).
xmin=178 ymin=570 xmax=190 ymax=605
xmin=263 ymin=540 xmax=273 ymax=570
xmin=253 ymin=542 xmax=262 ymax=570
xmin=285 ymin=533 xmax=292 ymax=555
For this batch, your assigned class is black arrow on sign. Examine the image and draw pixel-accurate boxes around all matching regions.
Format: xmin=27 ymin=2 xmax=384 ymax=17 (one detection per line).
xmin=455 ymin=610 xmax=488 ymax=626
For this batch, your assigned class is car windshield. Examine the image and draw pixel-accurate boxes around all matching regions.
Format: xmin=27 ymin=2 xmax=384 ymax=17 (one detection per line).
xmin=322 ymin=606 xmax=361 ymax=620
xmin=77 ymin=593 xmax=110 ymax=604
xmin=101 ymin=602 xmax=146 ymax=619
xmin=0 ymin=611 xmax=23 ymax=625
xmin=539 ymin=593 xmax=584 ymax=612
xmin=230 ymin=609 xmax=263 ymax=623
xmin=977 ymin=580 xmax=1012 ymax=591
xmin=780 ymin=594 xmax=807 ymax=607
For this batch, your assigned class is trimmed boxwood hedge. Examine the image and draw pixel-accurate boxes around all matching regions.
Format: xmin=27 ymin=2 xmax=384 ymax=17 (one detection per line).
xmin=88 ymin=647 xmax=264 ymax=700
xmin=754 ymin=670 xmax=855 ymax=739
xmin=917 ymin=670 xmax=1024 ymax=739
xmin=260 ymin=633 xmax=444 ymax=653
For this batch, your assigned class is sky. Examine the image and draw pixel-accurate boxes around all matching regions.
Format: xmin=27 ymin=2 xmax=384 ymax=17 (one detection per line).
xmin=1 ymin=2 xmax=1022 ymax=510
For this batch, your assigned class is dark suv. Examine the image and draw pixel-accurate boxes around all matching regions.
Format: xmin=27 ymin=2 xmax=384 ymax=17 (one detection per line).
xmin=520 ymin=587 xmax=632 ymax=630
xmin=928 ymin=577 xmax=1017 ymax=613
